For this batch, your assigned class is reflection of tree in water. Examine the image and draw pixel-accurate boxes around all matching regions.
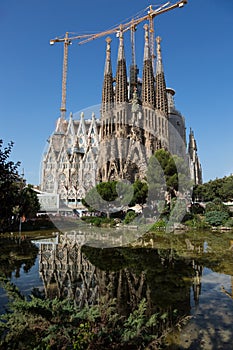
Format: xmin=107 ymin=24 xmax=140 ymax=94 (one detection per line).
xmin=38 ymin=231 xmax=204 ymax=334
xmin=0 ymin=236 xmax=38 ymax=279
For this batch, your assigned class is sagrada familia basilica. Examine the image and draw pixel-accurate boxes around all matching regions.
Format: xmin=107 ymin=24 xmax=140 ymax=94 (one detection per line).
xmin=40 ymin=24 xmax=202 ymax=210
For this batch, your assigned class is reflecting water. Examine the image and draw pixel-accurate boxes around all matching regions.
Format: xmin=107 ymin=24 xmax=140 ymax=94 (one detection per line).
xmin=0 ymin=229 xmax=233 ymax=349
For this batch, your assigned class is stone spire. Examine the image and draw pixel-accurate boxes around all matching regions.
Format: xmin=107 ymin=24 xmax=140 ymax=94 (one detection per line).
xmin=188 ymin=128 xmax=197 ymax=157
xmin=101 ymin=37 xmax=114 ymax=112
xmin=188 ymin=128 xmax=202 ymax=185
xmin=115 ymin=27 xmax=128 ymax=104
xmin=155 ymin=36 xmax=168 ymax=115
xmin=129 ymin=24 xmax=139 ymax=100
xmin=141 ymin=24 xmax=155 ymax=107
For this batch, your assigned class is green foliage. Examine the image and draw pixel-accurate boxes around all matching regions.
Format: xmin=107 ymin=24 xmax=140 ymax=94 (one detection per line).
xmin=149 ymin=220 xmax=166 ymax=231
xmin=147 ymin=149 xmax=192 ymax=198
xmin=147 ymin=150 xmax=166 ymax=201
xmin=0 ymin=140 xmax=40 ymax=232
xmin=124 ymin=211 xmax=137 ymax=224
xmin=122 ymin=298 xmax=160 ymax=345
xmin=83 ymin=181 xmax=133 ymax=218
xmin=18 ymin=185 xmax=41 ymax=219
xmin=184 ymin=215 xmax=210 ymax=229
xmin=205 ymin=210 xmax=230 ymax=227
xmin=122 ymin=298 xmax=147 ymax=341
xmin=193 ymin=175 xmax=233 ymax=202
xmin=129 ymin=180 xmax=148 ymax=207
xmin=0 ymin=280 xmax=164 ymax=350
xmin=0 ymin=140 xmax=21 ymax=231
xmin=225 ymin=217 xmax=233 ymax=227
xmin=81 ymin=216 xmax=116 ymax=227
xmin=205 ymin=198 xmax=230 ymax=214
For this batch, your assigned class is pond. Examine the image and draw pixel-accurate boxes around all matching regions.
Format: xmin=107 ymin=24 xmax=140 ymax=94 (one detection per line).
xmin=0 ymin=228 xmax=233 ymax=349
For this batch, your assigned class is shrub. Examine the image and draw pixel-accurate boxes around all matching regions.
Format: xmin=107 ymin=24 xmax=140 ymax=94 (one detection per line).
xmin=205 ymin=210 xmax=230 ymax=227
xmin=224 ymin=217 xmax=233 ymax=227
xmin=124 ymin=211 xmax=137 ymax=224
xmin=205 ymin=199 xmax=230 ymax=213
xmin=81 ymin=216 xmax=115 ymax=227
xmin=0 ymin=281 xmax=164 ymax=350
xmin=149 ymin=219 xmax=166 ymax=231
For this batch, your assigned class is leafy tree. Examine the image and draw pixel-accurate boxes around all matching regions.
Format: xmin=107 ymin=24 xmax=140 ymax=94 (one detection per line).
xmin=219 ymin=176 xmax=233 ymax=201
xmin=147 ymin=149 xmax=192 ymax=199
xmin=193 ymin=175 xmax=233 ymax=202
xmin=83 ymin=181 xmax=133 ymax=218
xmin=0 ymin=140 xmax=21 ymax=230
xmin=205 ymin=198 xmax=230 ymax=214
xmin=18 ymin=185 xmax=41 ymax=219
xmin=147 ymin=150 xmax=166 ymax=205
xmin=128 ymin=180 xmax=148 ymax=207
xmin=0 ymin=140 xmax=40 ymax=231
xmin=124 ymin=210 xmax=137 ymax=224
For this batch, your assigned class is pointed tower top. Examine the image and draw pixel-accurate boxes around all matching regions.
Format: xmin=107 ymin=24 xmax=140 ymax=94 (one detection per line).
xmin=104 ymin=37 xmax=112 ymax=75
xmin=115 ymin=25 xmax=128 ymax=104
xmin=156 ymin=36 xmax=164 ymax=73
xmin=143 ymin=24 xmax=150 ymax=61
xmin=117 ymin=26 xmax=125 ymax=61
xmin=155 ymin=36 xmax=168 ymax=114
xmin=102 ymin=36 xmax=114 ymax=112
xmin=156 ymin=36 xmax=161 ymax=52
xmin=142 ymin=23 xmax=155 ymax=107
xmin=189 ymin=128 xmax=197 ymax=151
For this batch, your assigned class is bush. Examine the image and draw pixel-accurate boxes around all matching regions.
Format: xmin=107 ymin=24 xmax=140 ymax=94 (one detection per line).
xmin=149 ymin=219 xmax=166 ymax=231
xmin=185 ymin=217 xmax=210 ymax=229
xmin=205 ymin=210 xmax=230 ymax=227
xmin=81 ymin=216 xmax=115 ymax=227
xmin=0 ymin=281 xmax=163 ymax=350
xmin=124 ymin=211 xmax=137 ymax=224
xmin=224 ymin=217 xmax=233 ymax=227
xmin=205 ymin=199 xmax=230 ymax=213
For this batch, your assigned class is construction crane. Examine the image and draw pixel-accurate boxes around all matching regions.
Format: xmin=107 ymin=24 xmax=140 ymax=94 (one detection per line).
xmin=50 ymin=0 xmax=187 ymax=117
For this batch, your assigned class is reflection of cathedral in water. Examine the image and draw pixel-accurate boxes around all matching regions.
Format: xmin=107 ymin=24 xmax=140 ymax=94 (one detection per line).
xmin=39 ymin=233 xmax=98 ymax=306
xmin=38 ymin=231 xmax=203 ymax=326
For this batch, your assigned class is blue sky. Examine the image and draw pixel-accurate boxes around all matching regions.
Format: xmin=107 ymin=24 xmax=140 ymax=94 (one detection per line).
xmin=1 ymin=0 xmax=233 ymax=185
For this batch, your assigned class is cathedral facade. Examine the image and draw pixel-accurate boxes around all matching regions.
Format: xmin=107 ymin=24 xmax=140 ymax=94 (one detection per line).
xmin=41 ymin=25 xmax=202 ymax=209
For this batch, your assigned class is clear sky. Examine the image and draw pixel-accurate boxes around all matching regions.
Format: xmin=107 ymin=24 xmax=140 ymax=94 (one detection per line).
xmin=1 ymin=0 xmax=233 ymax=185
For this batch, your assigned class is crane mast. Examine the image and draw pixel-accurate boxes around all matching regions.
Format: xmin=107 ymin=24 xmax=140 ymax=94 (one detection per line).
xmin=60 ymin=33 xmax=70 ymax=118
xmin=50 ymin=0 xmax=187 ymax=116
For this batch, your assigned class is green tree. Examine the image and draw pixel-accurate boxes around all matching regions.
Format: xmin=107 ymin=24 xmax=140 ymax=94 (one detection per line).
xmin=148 ymin=149 xmax=192 ymax=198
xmin=219 ymin=176 xmax=233 ymax=201
xmin=19 ymin=185 xmax=41 ymax=219
xmin=193 ymin=175 xmax=233 ymax=202
xmin=129 ymin=180 xmax=148 ymax=207
xmin=147 ymin=149 xmax=192 ymax=221
xmin=0 ymin=140 xmax=40 ymax=231
xmin=83 ymin=181 xmax=133 ymax=218
xmin=205 ymin=198 xmax=230 ymax=214
xmin=0 ymin=140 xmax=21 ymax=230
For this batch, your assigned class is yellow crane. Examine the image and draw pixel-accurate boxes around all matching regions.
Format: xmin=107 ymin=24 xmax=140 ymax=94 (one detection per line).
xmin=50 ymin=0 xmax=187 ymax=117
